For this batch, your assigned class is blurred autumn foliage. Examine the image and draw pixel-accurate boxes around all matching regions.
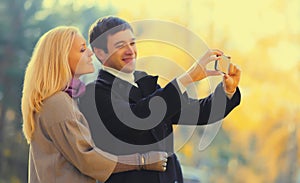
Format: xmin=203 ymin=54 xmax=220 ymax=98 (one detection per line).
xmin=122 ymin=1 xmax=300 ymax=182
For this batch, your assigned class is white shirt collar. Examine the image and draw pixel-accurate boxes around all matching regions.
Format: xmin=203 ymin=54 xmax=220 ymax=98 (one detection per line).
xmin=102 ymin=66 xmax=138 ymax=87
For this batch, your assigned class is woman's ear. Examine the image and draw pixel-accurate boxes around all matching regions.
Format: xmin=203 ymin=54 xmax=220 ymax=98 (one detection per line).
xmin=93 ymin=47 xmax=107 ymax=64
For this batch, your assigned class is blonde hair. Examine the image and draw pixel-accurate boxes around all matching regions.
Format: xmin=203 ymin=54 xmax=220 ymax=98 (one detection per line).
xmin=22 ymin=26 xmax=79 ymax=143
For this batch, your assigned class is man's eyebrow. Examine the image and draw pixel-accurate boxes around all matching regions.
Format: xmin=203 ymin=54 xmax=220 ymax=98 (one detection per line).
xmin=113 ymin=38 xmax=136 ymax=46
xmin=114 ymin=41 xmax=126 ymax=46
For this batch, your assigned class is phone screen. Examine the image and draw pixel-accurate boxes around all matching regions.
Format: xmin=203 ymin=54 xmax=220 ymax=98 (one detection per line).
xmin=214 ymin=55 xmax=231 ymax=74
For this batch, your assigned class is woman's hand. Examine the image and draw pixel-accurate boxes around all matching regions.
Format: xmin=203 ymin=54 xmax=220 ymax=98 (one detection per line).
xmin=140 ymin=151 xmax=168 ymax=172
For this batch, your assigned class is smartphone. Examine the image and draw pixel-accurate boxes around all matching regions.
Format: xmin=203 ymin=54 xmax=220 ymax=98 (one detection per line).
xmin=214 ymin=55 xmax=231 ymax=74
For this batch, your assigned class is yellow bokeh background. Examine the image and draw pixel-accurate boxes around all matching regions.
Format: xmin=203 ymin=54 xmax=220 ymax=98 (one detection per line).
xmin=117 ymin=1 xmax=299 ymax=182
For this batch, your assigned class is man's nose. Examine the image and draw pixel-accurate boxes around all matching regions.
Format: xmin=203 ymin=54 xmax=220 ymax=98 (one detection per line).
xmin=125 ymin=44 xmax=135 ymax=54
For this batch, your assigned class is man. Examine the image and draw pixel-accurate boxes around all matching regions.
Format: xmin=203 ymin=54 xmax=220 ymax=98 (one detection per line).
xmin=79 ymin=16 xmax=241 ymax=183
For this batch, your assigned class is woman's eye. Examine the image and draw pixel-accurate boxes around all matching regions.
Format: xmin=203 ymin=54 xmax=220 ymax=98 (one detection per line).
xmin=80 ymin=48 xmax=86 ymax=52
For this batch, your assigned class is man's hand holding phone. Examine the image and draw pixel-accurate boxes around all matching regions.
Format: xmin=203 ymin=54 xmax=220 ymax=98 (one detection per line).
xmin=178 ymin=49 xmax=241 ymax=91
xmin=213 ymin=54 xmax=241 ymax=94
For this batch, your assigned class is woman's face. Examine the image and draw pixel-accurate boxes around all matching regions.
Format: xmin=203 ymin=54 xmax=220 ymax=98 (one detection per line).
xmin=68 ymin=33 xmax=94 ymax=78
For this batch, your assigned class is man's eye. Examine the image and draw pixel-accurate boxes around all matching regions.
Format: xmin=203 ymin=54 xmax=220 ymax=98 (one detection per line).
xmin=130 ymin=42 xmax=135 ymax=46
xmin=116 ymin=44 xmax=125 ymax=48
xmin=80 ymin=48 xmax=86 ymax=52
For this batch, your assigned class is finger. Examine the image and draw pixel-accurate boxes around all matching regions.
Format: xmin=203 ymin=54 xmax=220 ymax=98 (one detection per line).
xmin=209 ymin=54 xmax=220 ymax=61
xmin=160 ymin=158 xmax=168 ymax=163
xmin=210 ymin=50 xmax=224 ymax=62
xmin=210 ymin=49 xmax=224 ymax=56
xmin=232 ymin=64 xmax=237 ymax=74
xmin=158 ymin=151 xmax=167 ymax=157
xmin=159 ymin=152 xmax=168 ymax=160
xmin=223 ymin=74 xmax=234 ymax=87
xmin=163 ymin=152 xmax=168 ymax=158
xmin=203 ymin=49 xmax=222 ymax=59
xmin=228 ymin=63 xmax=234 ymax=75
xmin=223 ymin=73 xmax=233 ymax=82
xmin=235 ymin=64 xmax=242 ymax=75
xmin=206 ymin=70 xmax=223 ymax=76
xmin=223 ymin=73 xmax=230 ymax=80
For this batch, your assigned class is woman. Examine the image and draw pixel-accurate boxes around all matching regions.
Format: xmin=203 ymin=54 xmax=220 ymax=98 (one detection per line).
xmin=21 ymin=26 xmax=168 ymax=183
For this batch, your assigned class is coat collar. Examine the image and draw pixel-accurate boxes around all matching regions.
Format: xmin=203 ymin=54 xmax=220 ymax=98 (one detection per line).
xmin=96 ymin=69 xmax=162 ymax=142
xmin=96 ymin=69 xmax=158 ymax=100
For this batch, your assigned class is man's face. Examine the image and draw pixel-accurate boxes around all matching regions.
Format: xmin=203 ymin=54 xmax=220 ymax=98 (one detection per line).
xmin=102 ymin=29 xmax=137 ymax=73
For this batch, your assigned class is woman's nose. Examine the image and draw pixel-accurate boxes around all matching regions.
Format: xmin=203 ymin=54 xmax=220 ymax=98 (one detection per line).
xmin=87 ymin=48 xmax=94 ymax=56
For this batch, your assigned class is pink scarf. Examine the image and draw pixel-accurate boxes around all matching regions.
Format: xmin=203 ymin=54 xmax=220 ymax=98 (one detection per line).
xmin=65 ymin=78 xmax=86 ymax=98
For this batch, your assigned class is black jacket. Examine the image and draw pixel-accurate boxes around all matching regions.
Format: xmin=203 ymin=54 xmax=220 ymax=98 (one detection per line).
xmin=79 ymin=69 xmax=241 ymax=183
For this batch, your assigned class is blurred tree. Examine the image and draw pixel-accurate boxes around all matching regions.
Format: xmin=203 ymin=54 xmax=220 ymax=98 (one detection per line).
xmin=221 ymin=33 xmax=300 ymax=182
xmin=0 ymin=0 xmax=115 ymax=182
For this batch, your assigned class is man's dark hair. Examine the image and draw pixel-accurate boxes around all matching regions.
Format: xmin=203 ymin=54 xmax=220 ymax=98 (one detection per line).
xmin=89 ymin=16 xmax=133 ymax=53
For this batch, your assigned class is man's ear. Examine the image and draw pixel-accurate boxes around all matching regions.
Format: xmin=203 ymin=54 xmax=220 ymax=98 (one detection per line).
xmin=93 ymin=47 xmax=107 ymax=63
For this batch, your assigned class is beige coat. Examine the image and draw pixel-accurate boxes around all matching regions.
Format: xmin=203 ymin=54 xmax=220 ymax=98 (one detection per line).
xmin=28 ymin=92 xmax=117 ymax=183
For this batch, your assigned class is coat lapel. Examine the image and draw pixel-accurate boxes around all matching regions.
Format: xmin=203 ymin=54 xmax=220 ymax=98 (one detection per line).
xmin=97 ymin=69 xmax=163 ymax=142
xmin=96 ymin=70 xmax=159 ymax=103
xmin=134 ymin=72 xmax=159 ymax=97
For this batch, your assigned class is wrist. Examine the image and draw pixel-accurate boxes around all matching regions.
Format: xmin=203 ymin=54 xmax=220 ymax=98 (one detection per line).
xmin=223 ymin=83 xmax=236 ymax=94
xmin=178 ymin=73 xmax=193 ymax=88
xmin=225 ymin=88 xmax=236 ymax=94
xmin=114 ymin=153 xmax=141 ymax=173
